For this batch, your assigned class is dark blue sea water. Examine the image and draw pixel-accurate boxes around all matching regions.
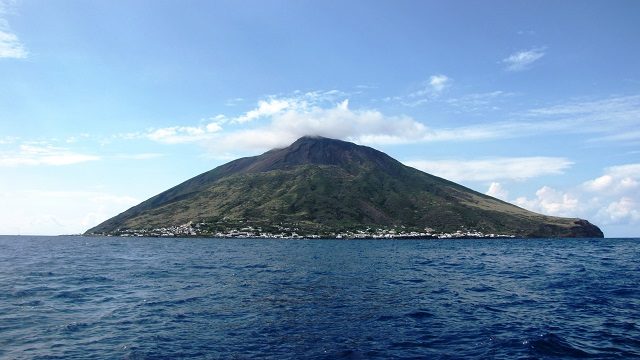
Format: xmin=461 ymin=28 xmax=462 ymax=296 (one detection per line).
xmin=1 ymin=236 xmax=639 ymax=359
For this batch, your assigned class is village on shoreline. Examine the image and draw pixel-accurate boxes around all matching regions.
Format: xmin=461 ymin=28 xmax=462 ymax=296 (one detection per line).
xmin=91 ymin=221 xmax=517 ymax=240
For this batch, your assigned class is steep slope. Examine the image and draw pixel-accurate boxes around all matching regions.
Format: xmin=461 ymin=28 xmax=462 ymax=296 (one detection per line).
xmin=86 ymin=136 xmax=603 ymax=238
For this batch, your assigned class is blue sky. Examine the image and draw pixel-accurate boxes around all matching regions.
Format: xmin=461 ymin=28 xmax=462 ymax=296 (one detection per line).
xmin=1 ymin=0 xmax=639 ymax=236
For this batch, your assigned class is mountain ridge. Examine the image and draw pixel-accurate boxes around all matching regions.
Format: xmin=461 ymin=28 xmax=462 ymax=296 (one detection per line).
xmin=87 ymin=136 xmax=603 ymax=238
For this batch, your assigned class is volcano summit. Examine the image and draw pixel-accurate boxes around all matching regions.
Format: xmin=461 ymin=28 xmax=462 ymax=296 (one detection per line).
xmin=87 ymin=136 xmax=603 ymax=238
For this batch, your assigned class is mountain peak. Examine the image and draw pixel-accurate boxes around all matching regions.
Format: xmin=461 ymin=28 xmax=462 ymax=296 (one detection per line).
xmin=245 ymin=135 xmax=393 ymax=173
xmin=292 ymin=134 xmax=331 ymax=142
xmin=291 ymin=135 xmax=349 ymax=145
xmin=288 ymin=135 xmax=358 ymax=153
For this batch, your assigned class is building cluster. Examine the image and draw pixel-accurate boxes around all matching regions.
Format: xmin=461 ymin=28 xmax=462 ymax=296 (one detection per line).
xmin=104 ymin=222 xmax=515 ymax=239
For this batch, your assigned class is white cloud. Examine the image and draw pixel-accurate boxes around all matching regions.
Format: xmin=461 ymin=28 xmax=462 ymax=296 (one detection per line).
xmin=486 ymin=182 xmax=509 ymax=200
xmin=404 ymin=157 xmax=573 ymax=182
xmin=583 ymin=175 xmax=614 ymax=192
xmin=509 ymin=163 xmax=640 ymax=231
xmin=598 ymin=197 xmax=640 ymax=224
xmin=0 ymin=17 xmax=27 ymax=59
xmin=605 ymin=163 xmax=640 ymax=177
xmin=231 ymin=90 xmax=348 ymax=124
xmin=0 ymin=190 xmax=139 ymax=235
xmin=583 ymin=164 xmax=640 ymax=193
xmin=502 ymin=47 xmax=545 ymax=71
xmin=0 ymin=144 xmax=100 ymax=166
xmin=197 ymin=99 xmax=535 ymax=155
xmin=146 ymin=90 xmax=354 ymax=146
xmin=429 ymin=74 xmax=450 ymax=92
xmin=580 ymin=164 xmax=640 ymax=225
xmin=234 ymin=98 xmax=291 ymax=123
xmin=147 ymin=122 xmax=223 ymax=144
xmin=515 ymin=186 xmax=580 ymax=217
xmin=144 ymin=93 xmax=640 ymax=156
xmin=204 ymin=99 xmax=432 ymax=153
xmin=406 ymin=160 xmax=639 ymax=234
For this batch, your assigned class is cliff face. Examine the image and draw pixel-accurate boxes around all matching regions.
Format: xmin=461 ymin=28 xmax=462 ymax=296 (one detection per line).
xmin=86 ymin=136 xmax=604 ymax=238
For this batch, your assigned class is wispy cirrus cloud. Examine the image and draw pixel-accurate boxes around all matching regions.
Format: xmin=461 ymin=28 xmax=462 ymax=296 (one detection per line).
xmin=224 ymin=97 xmax=245 ymax=107
xmin=146 ymin=123 xmax=223 ymax=144
xmin=429 ymin=74 xmax=450 ymax=92
xmin=444 ymin=91 xmax=515 ymax=112
xmin=502 ymin=47 xmax=545 ymax=71
xmin=384 ymin=76 xmax=514 ymax=111
xmin=526 ymin=95 xmax=640 ymax=118
xmin=0 ymin=136 xmax=19 ymax=144
xmin=524 ymin=95 xmax=640 ymax=142
xmin=0 ymin=1 xmax=27 ymax=59
xmin=397 ymin=74 xmax=452 ymax=106
xmin=0 ymin=144 xmax=100 ymax=166
xmin=591 ymin=130 xmax=640 ymax=144
xmin=114 ymin=153 xmax=164 ymax=160
xmin=0 ymin=25 xmax=26 ymax=59
xmin=404 ymin=157 xmax=573 ymax=182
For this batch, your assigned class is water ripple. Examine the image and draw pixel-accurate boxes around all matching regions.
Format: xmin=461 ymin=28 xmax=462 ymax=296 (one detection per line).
xmin=0 ymin=236 xmax=638 ymax=359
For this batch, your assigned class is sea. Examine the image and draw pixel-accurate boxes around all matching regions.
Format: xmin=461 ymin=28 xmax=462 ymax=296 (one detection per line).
xmin=0 ymin=236 xmax=638 ymax=359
